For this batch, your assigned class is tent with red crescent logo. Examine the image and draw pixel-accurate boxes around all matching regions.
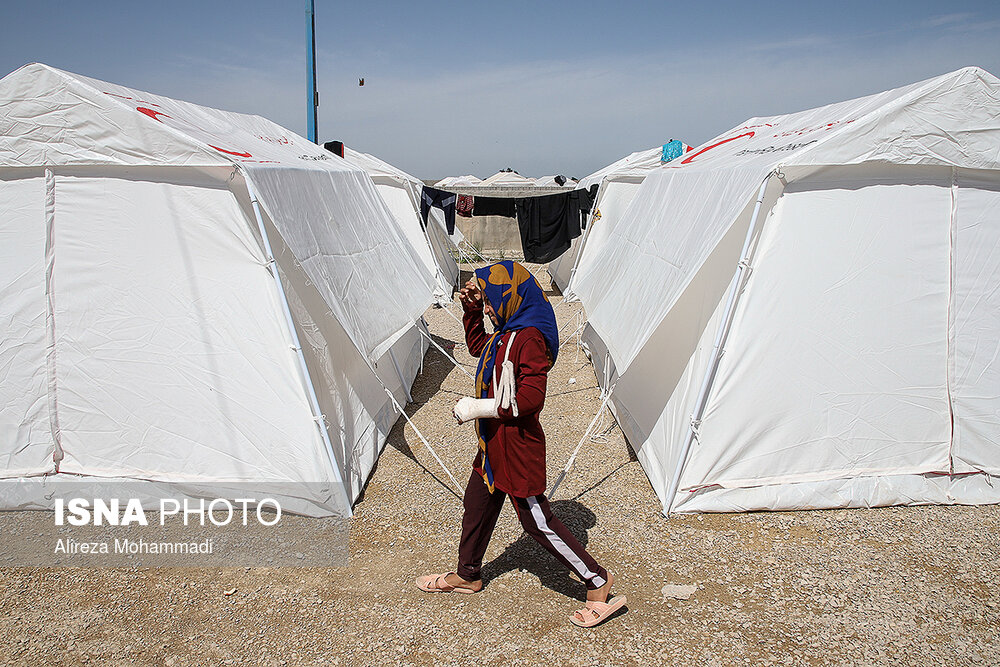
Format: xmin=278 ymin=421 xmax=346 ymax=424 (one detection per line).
xmin=572 ymin=67 xmax=1000 ymax=515
xmin=0 ymin=63 xmax=439 ymax=517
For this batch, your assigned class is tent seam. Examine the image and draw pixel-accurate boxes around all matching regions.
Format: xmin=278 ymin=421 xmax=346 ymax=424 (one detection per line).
xmin=43 ymin=168 xmax=64 ymax=472
xmin=946 ymin=167 xmax=958 ymax=474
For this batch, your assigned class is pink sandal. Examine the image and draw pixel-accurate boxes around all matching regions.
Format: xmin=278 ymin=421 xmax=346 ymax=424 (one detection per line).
xmin=570 ymin=595 xmax=627 ymax=627
xmin=415 ymin=572 xmax=480 ymax=594
xmin=571 ymin=572 xmax=626 ymax=627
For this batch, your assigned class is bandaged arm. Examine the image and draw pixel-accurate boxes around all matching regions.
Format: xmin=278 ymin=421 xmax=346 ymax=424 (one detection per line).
xmin=454 ymin=329 xmax=549 ymax=424
xmin=453 ymin=397 xmax=498 ymax=423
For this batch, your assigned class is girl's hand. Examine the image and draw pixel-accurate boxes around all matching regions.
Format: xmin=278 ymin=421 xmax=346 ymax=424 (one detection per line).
xmin=459 ymin=278 xmax=483 ymax=307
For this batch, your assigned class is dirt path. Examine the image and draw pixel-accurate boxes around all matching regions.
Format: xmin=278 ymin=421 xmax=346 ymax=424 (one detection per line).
xmin=2 ymin=265 xmax=998 ymax=666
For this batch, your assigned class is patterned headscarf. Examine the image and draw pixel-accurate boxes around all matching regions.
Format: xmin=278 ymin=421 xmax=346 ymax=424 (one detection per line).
xmin=472 ymin=261 xmax=558 ymax=492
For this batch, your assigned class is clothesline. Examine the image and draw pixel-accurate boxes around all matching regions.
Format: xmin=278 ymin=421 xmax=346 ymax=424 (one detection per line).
xmin=422 ymin=183 xmax=598 ymax=264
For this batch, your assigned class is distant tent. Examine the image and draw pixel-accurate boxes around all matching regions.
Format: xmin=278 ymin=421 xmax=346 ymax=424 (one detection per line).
xmin=0 ymin=63 xmax=437 ymax=516
xmin=574 ymin=67 xmax=1000 ymax=514
xmin=532 ymin=175 xmax=574 ymax=187
xmin=342 ymin=147 xmax=459 ymax=305
xmin=550 ymin=142 xmax=688 ymax=294
xmin=434 ymin=175 xmax=482 ymax=188
xmin=480 ymin=170 xmax=536 ymax=187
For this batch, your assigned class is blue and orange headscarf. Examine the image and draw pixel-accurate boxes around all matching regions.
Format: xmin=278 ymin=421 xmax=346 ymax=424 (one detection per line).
xmin=473 ymin=261 xmax=558 ymax=492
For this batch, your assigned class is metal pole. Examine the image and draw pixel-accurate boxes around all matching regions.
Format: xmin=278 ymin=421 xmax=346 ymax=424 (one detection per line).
xmin=242 ymin=171 xmax=353 ymax=514
xmin=306 ymin=0 xmax=319 ymax=143
xmin=664 ymin=171 xmax=775 ymax=517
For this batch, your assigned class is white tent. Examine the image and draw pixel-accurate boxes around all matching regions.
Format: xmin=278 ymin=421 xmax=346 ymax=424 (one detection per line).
xmin=532 ymin=175 xmax=574 ymax=187
xmin=573 ymin=67 xmax=1000 ymax=514
xmin=434 ymin=174 xmax=482 ymax=188
xmin=0 ymin=63 xmax=437 ymax=517
xmin=342 ymin=147 xmax=459 ymax=305
xmin=480 ymin=170 xmax=536 ymax=187
xmin=550 ymin=144 xmax=679 ymax=295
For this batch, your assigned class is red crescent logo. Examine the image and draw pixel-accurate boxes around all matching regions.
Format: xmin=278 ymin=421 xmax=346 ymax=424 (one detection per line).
xmin=136 ymin=107 xmax=171 ymax=122
xmin=680 ymin=131 xmax=755 ymax=165
xmin=208 ymin=145 xmax=253 ymax=158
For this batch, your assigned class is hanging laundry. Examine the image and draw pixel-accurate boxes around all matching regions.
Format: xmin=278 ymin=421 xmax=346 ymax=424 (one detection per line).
xmin=457 ymin=194 xmax=475 ymax=218
xmin=420 ymin=186 xmax=457 ymax=234
xmin=514 ymin=185 xmax=597 ymax=264
xmin=661 ymin=139 xmax=685 ymax=163
xmin=471 ymin=196 xmax=516 ymax=218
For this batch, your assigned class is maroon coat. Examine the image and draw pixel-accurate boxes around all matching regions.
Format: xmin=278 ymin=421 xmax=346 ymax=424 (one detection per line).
xmin=463 ymin=301 xmax=550 ymax=498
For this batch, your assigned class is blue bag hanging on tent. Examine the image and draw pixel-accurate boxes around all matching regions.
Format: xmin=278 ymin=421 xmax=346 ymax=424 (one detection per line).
xmin=661 ymin=139 xmax=684 ymax=163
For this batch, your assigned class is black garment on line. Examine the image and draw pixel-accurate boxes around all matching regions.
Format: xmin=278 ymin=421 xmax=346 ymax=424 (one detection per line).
xmin=513 ymin=185 xmax=598 ymax=264
xmin=420 ymin=186 xmax=457 ymax=234
xmin=471 ymin=196 xmax=517 ymax=218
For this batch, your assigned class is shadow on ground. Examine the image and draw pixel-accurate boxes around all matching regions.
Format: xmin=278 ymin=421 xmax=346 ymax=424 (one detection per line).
xmin=356 ymin=325 xmax=472 ymax=505
xmin=481 ymin=499 xmax=601 ymax=602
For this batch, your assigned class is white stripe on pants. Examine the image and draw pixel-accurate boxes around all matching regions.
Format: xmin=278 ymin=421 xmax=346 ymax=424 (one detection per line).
xmin=525 ymin=496 xmax=607 ymax=589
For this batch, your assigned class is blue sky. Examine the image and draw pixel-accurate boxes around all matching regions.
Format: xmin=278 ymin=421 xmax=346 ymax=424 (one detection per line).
xmin=2 ymin=1 xmax=999 ymax=179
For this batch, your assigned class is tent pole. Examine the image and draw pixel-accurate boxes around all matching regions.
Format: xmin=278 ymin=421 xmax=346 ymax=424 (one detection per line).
xmin=387 ymin=347 xmax=413 ymax=403
xmin=664 ymin=171 xmax=775 ymax=517
xmin=603 ymin=351 xmax=611 ymax=398
xmin=242 ymin=171 xmax=353 ymax=514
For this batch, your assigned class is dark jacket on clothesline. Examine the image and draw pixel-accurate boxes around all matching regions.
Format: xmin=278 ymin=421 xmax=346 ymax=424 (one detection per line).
xmin=513 ymin=186 xmax=597 ymax=264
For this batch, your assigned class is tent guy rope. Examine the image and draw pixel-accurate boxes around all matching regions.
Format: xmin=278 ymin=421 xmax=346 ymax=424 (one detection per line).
xmin=547 ymin=381 xmax=617 ymax=499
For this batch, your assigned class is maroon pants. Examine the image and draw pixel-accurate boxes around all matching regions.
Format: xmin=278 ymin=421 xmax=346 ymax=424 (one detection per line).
xmin=457 ymin=471 xmax=608 ymax=590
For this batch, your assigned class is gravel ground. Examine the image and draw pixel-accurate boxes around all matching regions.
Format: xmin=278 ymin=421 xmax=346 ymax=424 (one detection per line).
xmin=2 ymin=263 xmax=998 ymax=666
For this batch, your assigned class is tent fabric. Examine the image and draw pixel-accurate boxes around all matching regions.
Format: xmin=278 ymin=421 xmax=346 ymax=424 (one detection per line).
xmin=575 ymin=146 xmax=666 ymax=191
xmin=532 ymin=175 xmax=574 ymax=187
xmin=573 ymin=67 xmax=1000 ymax=514
xmin=549 ymin=143 xmax=683 ymax=295
xmin=434 ymin=174 xmax=482 ymax=187
xmin=342 ymin=147 xmax=459 ymax=306
xmin=480 ymin=171 xmax=536 ymax=187
xmin=0 ymin=63 xmax=435 ymax=516
xmin=575 ymin=67 xmax=1000 ymax=374
xmin=0 ymin=63 xmax=435 ymax=362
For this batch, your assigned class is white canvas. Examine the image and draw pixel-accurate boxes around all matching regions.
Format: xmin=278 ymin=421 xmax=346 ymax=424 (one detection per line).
xmin=0 ymin=64 xmax=436 ymax=516
xmin=574 ymin=68 xmax=1000 ymax=514
xmin=343 ymin=147 xmax=459 ymax=305
xmin=552 ymin=142 xmax=686 ymax=297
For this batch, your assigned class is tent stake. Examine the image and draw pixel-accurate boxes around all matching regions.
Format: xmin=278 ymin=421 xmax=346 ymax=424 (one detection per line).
xmin=664 ymin=171 xmax=775 ymax=517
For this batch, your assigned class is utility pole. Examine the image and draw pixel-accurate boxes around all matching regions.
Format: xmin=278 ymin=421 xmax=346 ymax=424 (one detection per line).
xmin=306 ymin=0 xmax=318 ymax=143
